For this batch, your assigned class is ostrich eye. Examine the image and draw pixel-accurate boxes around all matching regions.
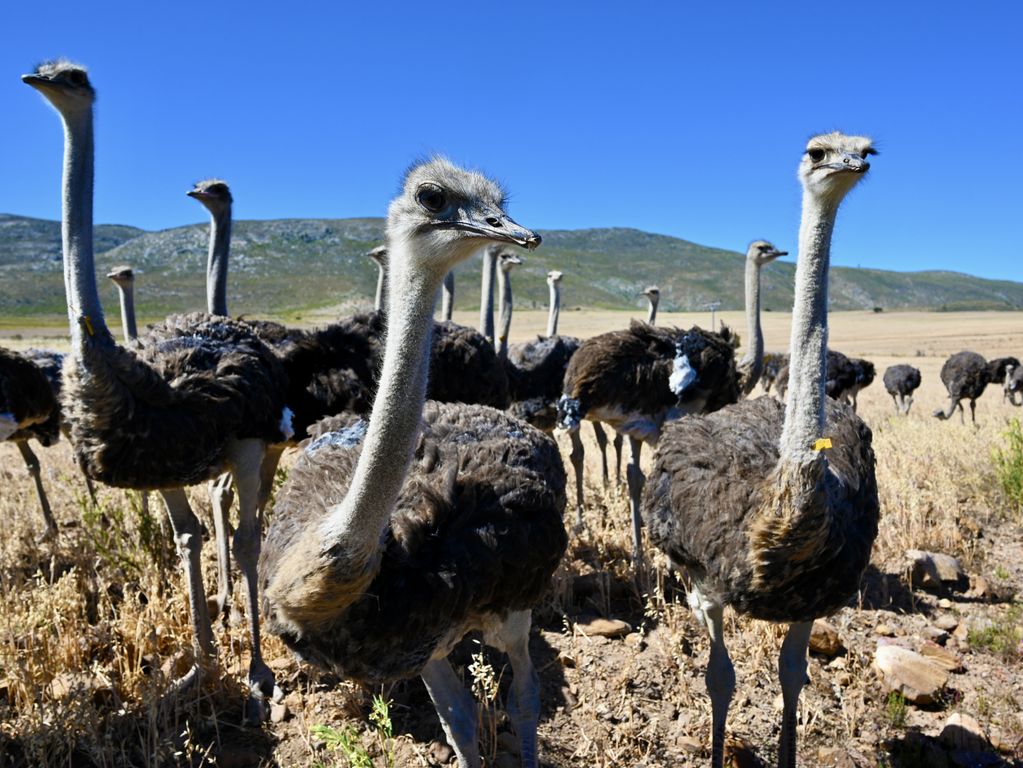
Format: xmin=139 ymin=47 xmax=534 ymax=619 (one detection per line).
xmin=807 ymin=148 xmax=825 ymax=162
xmin=416 ymin=184 xmax=447 ymax=213
xmin=68 ymin=70 xmax=87 ymax=86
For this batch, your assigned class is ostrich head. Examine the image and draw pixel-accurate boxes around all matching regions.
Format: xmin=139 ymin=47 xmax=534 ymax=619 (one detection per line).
xmin=366 ymin=245 xmax=388 ymax=267
xmin=498 ymin=250 xmax=523 ymax=273
xmin=387 ymin=157 xmax=540 ymax=276
xmin=547 ymin=270 xmax=563 ymax=286
xmin=747 ymin=240 xmax=787 ymax=266
xmin=187 ymin=179 xmax=233 ymax=215
xmin=642 ymin=286 xmax=660 ymax=300
xmin=106 ymin=265 xmax=135 ymax=288
xmin=21 ymin=59 xmax=94 ymax=114
xmin=799 ymin=132 xmax=875 ymax=202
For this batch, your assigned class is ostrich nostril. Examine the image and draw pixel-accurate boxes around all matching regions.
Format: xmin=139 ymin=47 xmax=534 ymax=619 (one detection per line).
xmin=485 ymin=217 xmax=503 ymax=228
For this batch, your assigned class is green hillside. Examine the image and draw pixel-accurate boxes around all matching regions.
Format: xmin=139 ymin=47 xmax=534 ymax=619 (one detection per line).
xmin=1 ymin=214 xmax=1020 ymax=319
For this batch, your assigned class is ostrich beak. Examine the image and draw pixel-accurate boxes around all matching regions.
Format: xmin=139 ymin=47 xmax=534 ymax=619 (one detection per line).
xmin=438 ymin=210 xmax=542 ymax=251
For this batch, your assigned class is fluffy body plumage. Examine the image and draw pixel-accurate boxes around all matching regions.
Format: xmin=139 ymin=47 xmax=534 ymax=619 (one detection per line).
xmin=760 ymin=352 xmax=788 ymax=393
xmin=260 ymin=404 xmax=566 ymax=682
xmin=933 ymin=350 xmax=990 ymax=423
xmin=643 ymin=396 xmax=878 ymax=622
xmin=1 ymin=347 xmax=60 ymax=445
xmin=883 ymin=364 xmax=922 ymax=414
xmin=506 ymin=334 xmax=581 ymax=432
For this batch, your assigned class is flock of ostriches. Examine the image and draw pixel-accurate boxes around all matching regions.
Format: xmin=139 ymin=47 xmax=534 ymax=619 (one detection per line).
xmin=1 ymin=60 xmax=1021 ymax=768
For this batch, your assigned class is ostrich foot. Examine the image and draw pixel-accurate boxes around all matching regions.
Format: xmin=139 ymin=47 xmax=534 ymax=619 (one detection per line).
xmin=243 ymin=660 xmax=283 ymax=725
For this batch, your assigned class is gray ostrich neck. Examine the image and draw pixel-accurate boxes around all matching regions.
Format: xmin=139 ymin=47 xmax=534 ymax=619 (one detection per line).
xmin=479 ymin=247 xmax=496 ymax=340
xmin=739 ymin=257 xmax=763 ymax=381
xmin=321 ymin=242 xmax=439 ymax=550
xmin=647 ymin=295 xmax=659 ymax=325
xmin=779 ymin=192 xmax=837 ymax=462
xmin=206 ymin=207 xmax=232 ymax=316
xmin=116 ymin=284 xmax=138 ymax=341
xmin=496 ymin=266 xmax=513 ymax=358
xmin=441 ymin=271 xmax=454 ymax=321
xmin=373 ymin=263 xmax=388 ymax=313
xmin=546 ymin=281 xmax=561 ymax=337
xmin=61 ymin=105 xmax=110 ymax=349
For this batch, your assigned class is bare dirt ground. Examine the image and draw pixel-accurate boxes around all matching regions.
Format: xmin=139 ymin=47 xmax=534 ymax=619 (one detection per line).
xmin=1 ymin=310 xmax=1022 ymax=767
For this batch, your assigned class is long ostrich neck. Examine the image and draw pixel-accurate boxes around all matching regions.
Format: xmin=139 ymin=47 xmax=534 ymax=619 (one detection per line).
xmin=496 ymin=266 xmax=513 ymax=358
xmin=546 ymin=280 xmax=561 ymax=337
xmin=647 ymin=294 xmax=659 ymax=325
xmin=206 ymin=205 xmax=231 ymax=316
xmin=441 ymin=271 xmax=454 ymax=321
xmin=739 ymin=257 xmax=763 ymax=379
xmin=320 ymin=240 xmax=438 ymax=549
xmin=115 ymin=283 xmax=137 ymax=341
xmin=60 ymin=105 xmax=110 ymax=349
xmin=779 ymin=192 xmax=837 ymax=461
xmin=479 ymin=247 xmax=496 ymax=340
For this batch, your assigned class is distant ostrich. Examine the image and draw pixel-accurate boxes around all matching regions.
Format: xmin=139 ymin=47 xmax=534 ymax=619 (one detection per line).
xmin=503 ymin=269 xmax=581 ymax=432
xmin=24 ymin=60 xmax=291 ymax=716
xmin=366 ymin=245 xmax=388 ymax=312
xmin=840 ymin=357 xmax=876 ymax=413
xmin=761 ymin=352 xmax=789 ymax=393
xmin=642 ymin=131 xmax=879 ymax=768
xmin=1006 ymin=364 xmax=1023 ymax=406
xmin=495 ymin=249 xmax=524 ymax=359
xmin=1 ymin=346 xmax=62 ymax=537
xmin=736 ymin=241 xmax=786 ymax=395
xmin=106 ymin=265 xmax=138 ymax=342
xmin=774 ymin=349 xmax=858 ymax=404
xmin=259 ymin=158 xmax=564 ymax=768
xmin=987 ymin=357 xmax=1021 ymax=403
xmin=882 ymin=364 xmax=922 ymax=414
xmin=933 ymin=351 xmax=990 ymax=424
xmin=642 ymin=286 xmax=660 ymax=324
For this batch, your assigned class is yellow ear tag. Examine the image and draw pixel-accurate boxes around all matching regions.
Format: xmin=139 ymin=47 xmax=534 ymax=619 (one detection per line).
xmin=83 ymin=316 xmax=95 ymax=337
xmin=813 ymin=437 xmax=833 ymax=451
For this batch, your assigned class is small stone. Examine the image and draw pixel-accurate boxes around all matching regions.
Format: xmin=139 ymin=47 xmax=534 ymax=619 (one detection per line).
xmin=922 ymin=626 xmax=950 ymax=644
xmin=818 ymin=745 xmax=872 ymax=767
xmin=938 ymin=598 xmax=954 ymax=609
xmin=675 ymin=735 xmax=701 ymax=753
xmin=906 ymin=549 xmax=967 ymax=589
xmin=940 ymin=713 xmax=989 ymax=752
xmin=624 ymin=632 xmax=645 ymax=649
xmin=428 ymin=739 xmax=454 ymax=765
xmin=934 ymin=614 xmax=959 ymax=631
xmin=270 ymin=701 xmax=288 ymax=723
xmin=810 ymin=619 xmax=844 ymax=656
xmin=576 ymin=617 xmax=632 ymax=638
xmin=874 ymin=623 xmax=895 ymax=637
xmin=965 ymin=574 xmax=993 ymax=599
xmin=874 ymin=645 xmax=949 ymax=705
xmin=919 ymin=641 xmax=964 ymax=672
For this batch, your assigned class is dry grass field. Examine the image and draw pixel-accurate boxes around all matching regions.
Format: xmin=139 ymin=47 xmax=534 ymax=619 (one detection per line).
xmin=1 ymin=310 xmax=1022 ymax=767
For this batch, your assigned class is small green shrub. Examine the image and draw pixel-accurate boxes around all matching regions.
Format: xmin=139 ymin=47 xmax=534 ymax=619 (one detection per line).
xmin=311 ymin=695 xmax=394 ymax=768
xmin=992 ymin=418 xmax=1023 ymax=512
xmin=885 ymin=691 xmax=907 ymax=729
xmin=967 ymin=603 xmax=1022 ymax=659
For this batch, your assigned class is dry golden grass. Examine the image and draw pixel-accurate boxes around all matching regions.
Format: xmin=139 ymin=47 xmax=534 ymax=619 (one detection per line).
xmin=1 ymin=310 xmax=1022 ymax=766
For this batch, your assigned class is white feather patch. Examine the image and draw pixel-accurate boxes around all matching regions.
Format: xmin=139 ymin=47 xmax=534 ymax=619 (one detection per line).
xmin=279 ymin=407 xmax=295 ymax=441
xmin=669 ymin=353 xmax=696 ymax=395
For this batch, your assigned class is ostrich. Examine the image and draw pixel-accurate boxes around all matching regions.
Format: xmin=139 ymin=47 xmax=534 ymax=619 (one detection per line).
xmin=774 ymin=349 xmax=856 ymax=403
xmin=641 ymin=131 xmax=879 ymax=768
xmin=840 ymin=357 xmax=875 ymax=413
xmin=259 ymin=158 xmax=564 ymax=768
xmin=736 ymin=241 xmax=786 ymax=396
xmin=987 ymin=357 xmax=1021 ymax=403
xmin=441 ymin=270 xmax=455 ymax=321
xmin=933 ymin=351 xmax=990 ymax=424
xmin=1 ymin=346 xmax=62 ymax=537
xmin=495 ymin=249 xmax=523 ymax=359
xmin=761 ymin=352 xmax=789 ymax=394
xmin=882 ymin=364 xmax=922 ymax=414
xmin=1006 ymin=364 xmax=1023 ymax=406
xmin=642 ymin=286 xmax=660 ymax=325
xmin=106 ymin=266 xmax=138 ymax=342
xmin=366 ymin=245 xmax=388 ymax=312
xmin=24 ymin=59 xmax=291 ymax=716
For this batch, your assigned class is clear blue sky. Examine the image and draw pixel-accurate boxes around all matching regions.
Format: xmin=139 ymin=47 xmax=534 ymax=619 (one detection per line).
xmin=3 ymin=1 xmax=1020 ymax=281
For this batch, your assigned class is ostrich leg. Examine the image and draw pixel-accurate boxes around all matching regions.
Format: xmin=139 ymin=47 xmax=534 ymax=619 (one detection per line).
xmin=612 ymin=431 xmax=624 ymax=485
xmin=491 ymin=610 xmax=540 ymax=768
xmin=159 ymin=488 xmax=215 ymax=691
xmin=689 ymin=586 xmax=734 ymax=768
xmin=777 ymin=621 xmax=813 ymax=768
xmin=890 ymin=393 xmax=899 ymax=414
xmin=226 ymin=439 xmax=280 ymax=721
xmin=969 ymin=399 xmax=977 ymax=425
xmin=421 ymin=659 xmax=481 ymax=768
xmin=591 ymin=421 xmax=611 ymax=486
xmin=17 ymin=441 xmax=58 ymax=539
xmin=625 ymin=436 xmax=645 ymax=565
xmin=207 ymin=473 xmax=234 ymax=622
xmin=568 ymin=430 xmax=585 ymax=531
xmin=904 ymin=394 xmax=914 ymax=414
